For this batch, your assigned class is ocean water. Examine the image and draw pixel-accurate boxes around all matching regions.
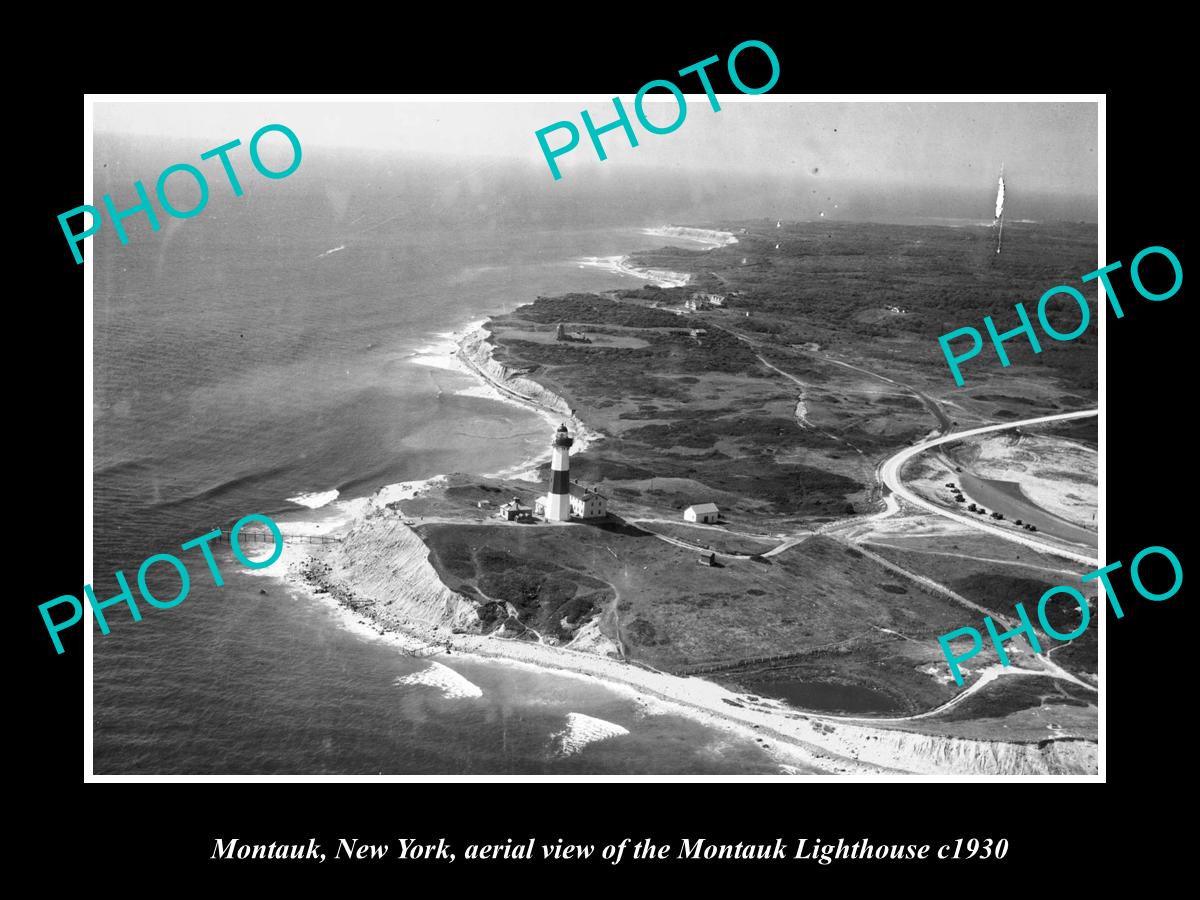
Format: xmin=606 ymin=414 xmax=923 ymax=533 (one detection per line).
xmin=91 ymin=145 xmax=787 ymax=774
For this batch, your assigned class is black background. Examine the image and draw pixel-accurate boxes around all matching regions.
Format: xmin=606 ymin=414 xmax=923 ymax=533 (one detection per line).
xmin=19 ymin=22 xmax=1190 ymax=886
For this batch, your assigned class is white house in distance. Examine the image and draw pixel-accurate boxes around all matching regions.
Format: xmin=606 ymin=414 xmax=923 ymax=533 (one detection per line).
xmin=684 ymin=503 xmax=720 ymax=524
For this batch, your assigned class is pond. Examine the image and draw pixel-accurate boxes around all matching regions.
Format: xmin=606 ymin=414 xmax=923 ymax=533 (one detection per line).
xmin=752 ymin=679 xmax=906 ymax=715
xmin=958 ymin=472 xmax=1096 ymax=548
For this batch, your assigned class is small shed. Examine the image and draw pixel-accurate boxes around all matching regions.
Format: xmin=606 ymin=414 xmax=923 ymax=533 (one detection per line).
xmin=497 ymin=498 xmax=532 ymax=522
xmin=684 ymin=503 xmax=720 ymax=524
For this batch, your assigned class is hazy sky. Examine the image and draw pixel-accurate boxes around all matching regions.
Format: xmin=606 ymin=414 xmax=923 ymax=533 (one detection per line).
xmin=95 ymin=99 xmax=1097 ymax=203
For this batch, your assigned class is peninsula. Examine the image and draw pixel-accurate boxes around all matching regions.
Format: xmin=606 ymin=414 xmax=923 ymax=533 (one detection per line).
xmin=285 ymin=218 xmax=1100 ymax=775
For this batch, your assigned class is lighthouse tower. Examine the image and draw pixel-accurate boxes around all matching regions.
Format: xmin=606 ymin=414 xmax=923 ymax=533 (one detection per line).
xmin=545 ymin=424 xmax=573 ymax=521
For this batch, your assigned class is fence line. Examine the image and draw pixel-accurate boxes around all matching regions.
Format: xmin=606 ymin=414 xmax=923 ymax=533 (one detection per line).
xmin=211 ymin=527 xmax=341 ymax=546
xmin=675 ymin=637 xmax=864 ymax=676
xmin=676 ymin=651 xmax=815 ymax=676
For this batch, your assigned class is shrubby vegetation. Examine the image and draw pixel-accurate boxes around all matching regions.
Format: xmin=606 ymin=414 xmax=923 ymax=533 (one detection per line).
xmin=514 ymin=293 xmax=683 ymax=328
xmin=429 ymin=533 xmax=613 ymax=642
xmin=482 ymin=219 xmax=1096 ymax=528
xmin=623 ymin=220 xmax=1099 ymax=391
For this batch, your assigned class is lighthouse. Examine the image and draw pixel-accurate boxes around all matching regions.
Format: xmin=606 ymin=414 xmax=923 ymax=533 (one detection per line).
xmin=544 ymin=424 xmax=573 ymax=521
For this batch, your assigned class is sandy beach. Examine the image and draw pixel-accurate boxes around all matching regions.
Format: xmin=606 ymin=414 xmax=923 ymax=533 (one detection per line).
xmin=640 ymin=225 xmax=741 ymax=248
xmin=576 ymin=254 xmax=693 ymax=288
xmin=573 ymin=224 xmax=739 ymax=288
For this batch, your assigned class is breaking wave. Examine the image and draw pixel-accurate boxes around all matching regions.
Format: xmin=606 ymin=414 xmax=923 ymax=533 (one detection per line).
xmin=394 ymin=662 xmax=484 ymax=699
xmin=549 ymin=712 xmax=629 ymax=756
xmin=287 ymin=489 xmax=340 ymax=509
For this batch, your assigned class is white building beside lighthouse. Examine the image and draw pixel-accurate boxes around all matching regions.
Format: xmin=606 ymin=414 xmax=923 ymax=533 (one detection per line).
xmin=567 ymin=483 xmax=607 ymax=519
xmin=535 ymin=424 xmax=608 ymax=521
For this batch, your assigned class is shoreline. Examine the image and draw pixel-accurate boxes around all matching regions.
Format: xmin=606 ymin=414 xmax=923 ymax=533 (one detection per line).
xmin=276 ymin=511 xmax=1095 ymax=775
xmin=268 ymin=223 xmax=1095 ymax=776
xmin=287 ymin=553 xmax=860 ymax=775
xmin=409 ymin=319 xmax=596 ymax=480
xmin=640 ymin=224 xmax=741 ymax=249
xmin=576 ymin=255 xmax=693 ymax=288
xmin=453 ymin=323 xmax=601 ymax=466
xmin=572 ymin=220 xmax=741 ymax=288
xmin=270 ymin=504 xmax=880 ymax=776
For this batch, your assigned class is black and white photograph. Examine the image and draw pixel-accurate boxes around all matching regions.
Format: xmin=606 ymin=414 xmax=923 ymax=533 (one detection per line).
xmin=79 ymin=95 xmax=1106 ymax=779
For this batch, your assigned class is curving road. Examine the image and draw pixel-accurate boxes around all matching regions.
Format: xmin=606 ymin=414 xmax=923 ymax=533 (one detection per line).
xmin=877 ymin=409 xmax=1099 ymax=566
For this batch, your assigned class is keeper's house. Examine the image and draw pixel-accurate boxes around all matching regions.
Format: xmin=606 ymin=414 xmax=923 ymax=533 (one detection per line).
xmin=536 ymin=482 xmax=608 ymax=520
xmin=684 ymin=503 xmax=720 ymax=524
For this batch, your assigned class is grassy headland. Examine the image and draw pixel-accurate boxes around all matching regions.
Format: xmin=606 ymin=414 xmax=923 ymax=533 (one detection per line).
xmin=356 ymin=219 xmax=1099 ymax=745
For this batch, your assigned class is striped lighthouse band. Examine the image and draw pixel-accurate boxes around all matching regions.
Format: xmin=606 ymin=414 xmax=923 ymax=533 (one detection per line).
xmin=551 ymin=436 xmax=571 ymax=493
xmin=551 ymin=467 xmax=570 ymax=494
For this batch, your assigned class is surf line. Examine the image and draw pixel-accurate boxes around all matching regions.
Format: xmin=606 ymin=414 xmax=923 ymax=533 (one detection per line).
xmin=41 ymin=513 xmax=284 ymax=654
